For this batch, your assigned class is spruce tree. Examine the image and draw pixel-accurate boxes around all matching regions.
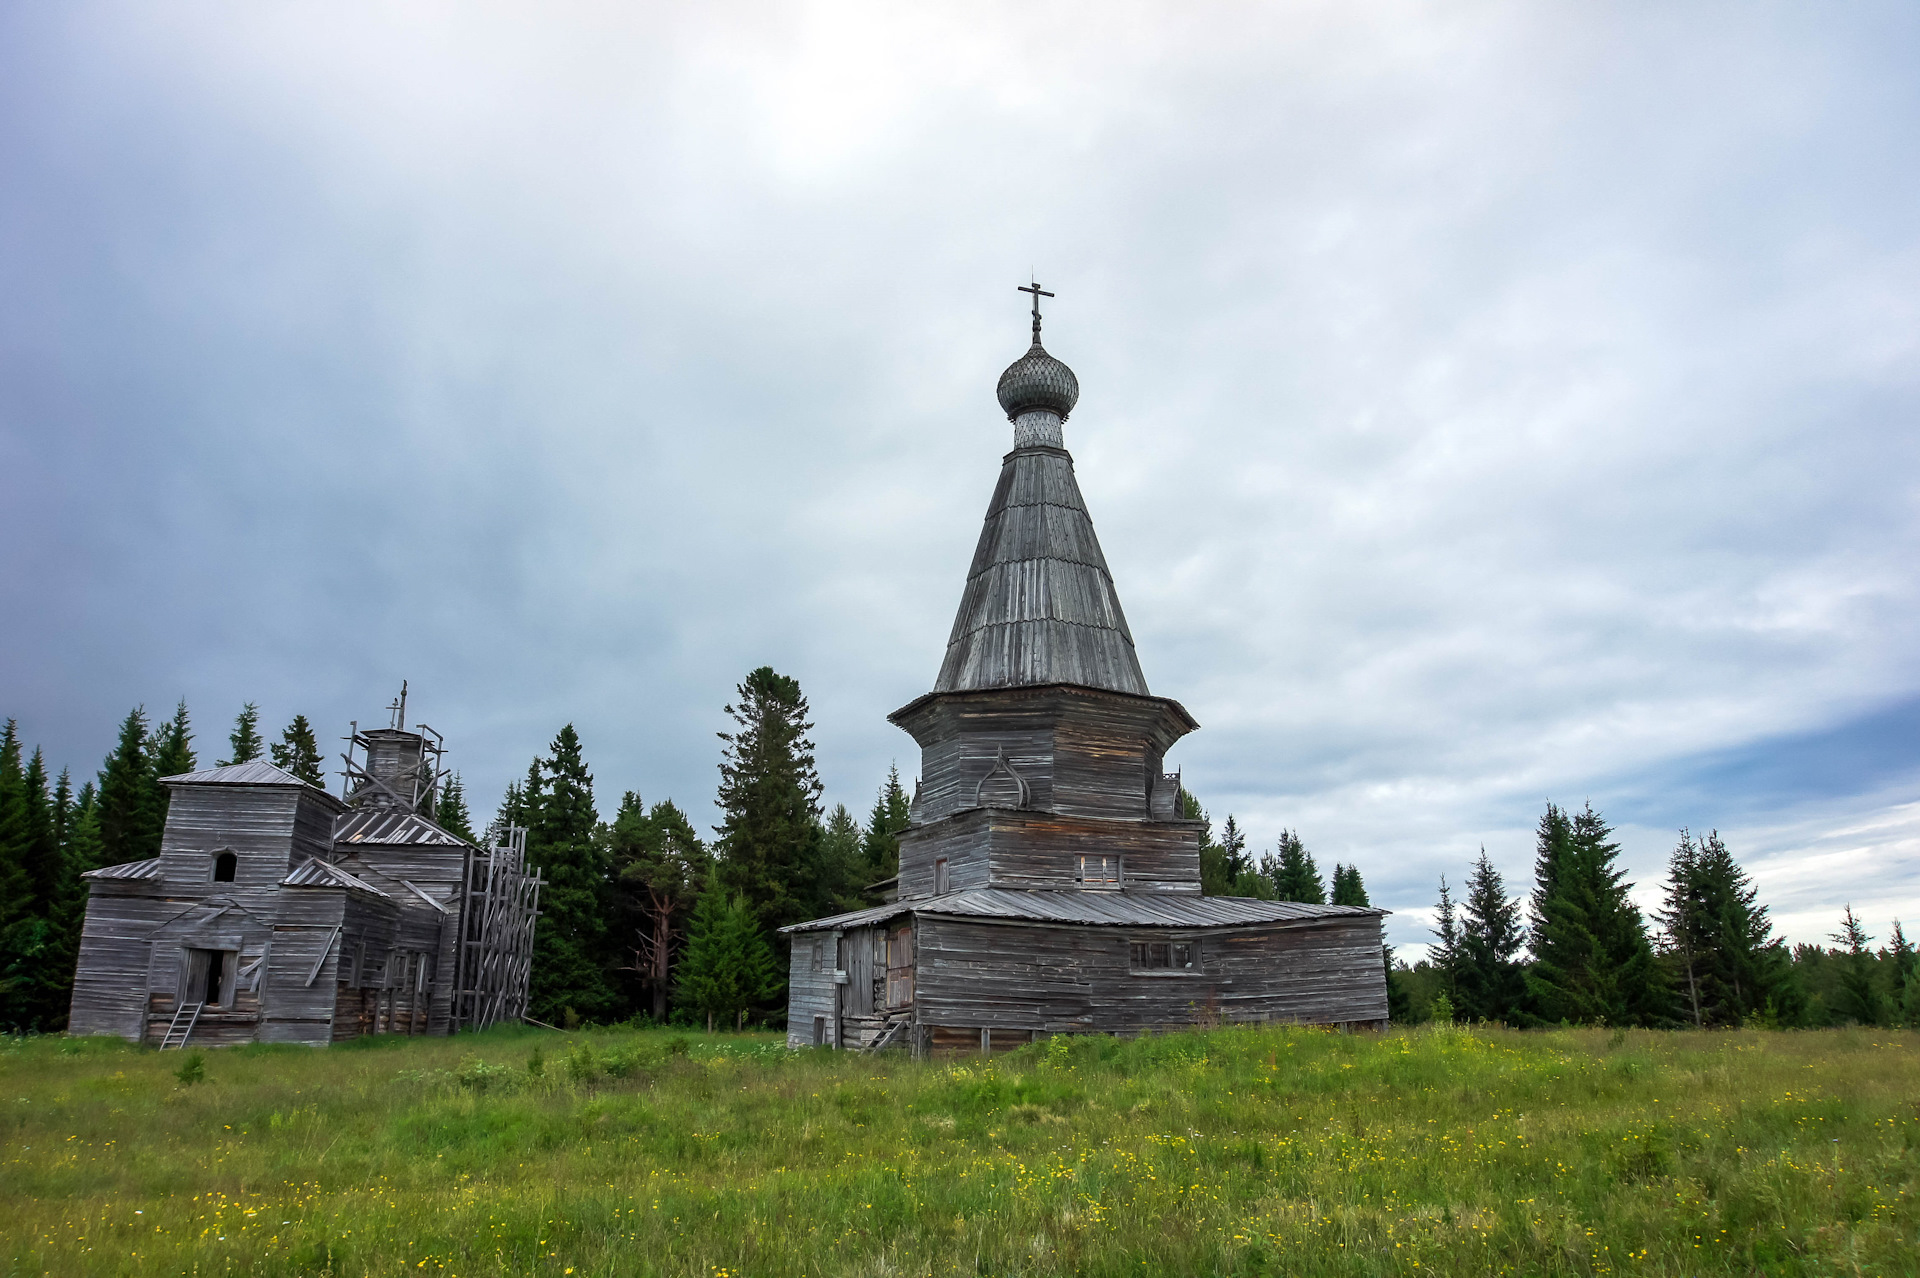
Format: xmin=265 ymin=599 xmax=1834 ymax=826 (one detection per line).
xmin=1330 ymin=863 xmax=1370 ymax=907
xmin=97 ymin=708 xmax=157 ymax=865
xmin=523 ymin=725 xmax=617 ymax=1023
xmin=1829 ymin=905 xmax=1877 ymax=1025
xmin=713 ymin=666 xmax=824 ymax=938
xmin=0 ymin=722 xmax=28 ymax=929
xmin=1455 ymin=849 xmax=1526 ymax=1023
xmin=676 ymin=880 xmax=782 ymax=1032
xmin=1220 ymin=816 xmax=1250 ymax=886
xmin=1271 ymin=831 xmax=1326 ymax=904
xmin=20 ymin=750 xmax=57 ymax=918
xmin=1656 ymin=829 xmax=1783 ymax=1026
xmin=809 ymin=804 xmax=866 ymax=918
xmin=434 ymin=772 xmax=477 ymax=841
xmin=1525 ymin=802 xmax=1667 ymax=1026
xmin=1884 ymin=921 xmax=1917 ymax=1028
xmin=222 ymin=703 xmax=264 ymax=765
xmin=861 ymin=764 xmax=912 ymax=880
xmin=1430 ymin=875 xmax=1461 ymax=999
xmin=145 ymin=700 xmax=196 ymax=854
xmin=270 ymin=715 xmax=327 ymax=787
xmin=1185 ymin=790 xmax=1232 ymax=895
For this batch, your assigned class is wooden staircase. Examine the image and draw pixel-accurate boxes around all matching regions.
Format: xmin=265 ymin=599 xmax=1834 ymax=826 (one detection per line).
xmin=862 ymin=1016 xmax=910 ymax=1055
xmin=159 ymin=1002 xmax=203 ymax=1050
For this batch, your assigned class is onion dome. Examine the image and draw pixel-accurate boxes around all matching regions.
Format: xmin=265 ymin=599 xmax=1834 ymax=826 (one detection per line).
xmin=995 ymin=340 xmax=1080 ymax=421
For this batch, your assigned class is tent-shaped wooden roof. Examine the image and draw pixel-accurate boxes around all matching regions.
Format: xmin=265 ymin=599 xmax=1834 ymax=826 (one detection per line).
xmin=934 ymin=441 xmax=1150 ymax=697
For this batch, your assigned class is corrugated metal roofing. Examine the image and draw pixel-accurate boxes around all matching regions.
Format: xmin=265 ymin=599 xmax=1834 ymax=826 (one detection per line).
xmin=281 ymin=857 xmax=393 ymax=899
xmin=781 ymin=889 xmax=1385 ymax=933
xmin=160 ymin=760 xmax=315 ymax=788
xmin=332 ymin=807 xmax=470 ymax=848
xmin=82 ymin=858 xmax=162 ymax=881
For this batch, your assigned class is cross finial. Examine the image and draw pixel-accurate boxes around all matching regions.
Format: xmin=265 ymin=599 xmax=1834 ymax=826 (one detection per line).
xmin=1017 ymin=280 xmax=1054 ymax=342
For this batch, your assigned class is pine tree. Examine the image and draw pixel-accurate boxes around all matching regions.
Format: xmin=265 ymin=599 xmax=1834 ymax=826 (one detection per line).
xmin=861 ymin=765 xmax=912 ymax=881
xmin=1525 ymin=802 xmax=1667 ymax=1026
xmin=523 ymin=725 xmax=616 ymax=1023
xmin=1270 ymin=831 xmax=1326 ymax=904
xmin=434 ymin=772 xmax=477 ymax=841
xmin=222 ymin=703 xmax=263 ymax=765
xmin=675 ymin=880 xmax=782 ymax=1032
xmin=611 ymin=794 xmax=710 ymax=1021
xmin=1829 ymin=905 xmax=1877 ymax=1026
xmin=1330 ymin=863 xmax=1371 ymax=907
xmin=96 ymin=708 xmax=158 ymax=865
xmin=270 ymin=715 xmax=327 ymax=787
xmin=713 ymin=666 xmax=824 ymax=939
xmin=1455 ymin=849 xmax=1526 ymax=1023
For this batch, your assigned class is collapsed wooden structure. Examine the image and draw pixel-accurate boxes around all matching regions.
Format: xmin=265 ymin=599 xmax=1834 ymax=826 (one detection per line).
xmin=782 ymin=293 xmax=1389 ymax=1052
xmin=68 ymin=698 xmax=541 ymax=1048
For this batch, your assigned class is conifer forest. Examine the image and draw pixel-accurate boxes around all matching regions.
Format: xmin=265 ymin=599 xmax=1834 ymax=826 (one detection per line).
xmin=4 ymin=668 xmax=1917 ymax=1037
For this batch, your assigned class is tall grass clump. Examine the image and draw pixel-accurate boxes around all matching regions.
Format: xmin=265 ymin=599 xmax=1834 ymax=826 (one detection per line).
xmin=3 ymin=1023 xmax=1916 ymax=1275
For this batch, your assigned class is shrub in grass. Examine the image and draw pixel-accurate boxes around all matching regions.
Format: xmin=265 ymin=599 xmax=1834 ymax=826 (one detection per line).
xmin=454 ymin=1054 xmax=515 ymax=1093
xmin=526 ymin=1046 xmax=545 ymax=1078
xmin=173 ymin=1052 xmax=205 ymax=1085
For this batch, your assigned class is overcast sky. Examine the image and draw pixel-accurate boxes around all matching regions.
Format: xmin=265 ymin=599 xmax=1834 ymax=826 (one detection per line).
xmin=4 ymin=2 xmax=1917 ymax=954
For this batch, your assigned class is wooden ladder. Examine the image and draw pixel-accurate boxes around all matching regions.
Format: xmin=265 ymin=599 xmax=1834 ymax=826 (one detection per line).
xmin=862 ymin=1016 xmax=909 ymax=1055
xmin=159 ymin=1002 xmax=203 ymax=1050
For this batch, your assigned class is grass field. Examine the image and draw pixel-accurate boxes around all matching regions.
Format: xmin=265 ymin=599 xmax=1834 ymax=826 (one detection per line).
xmin=3 ymin=1023 xmax=1917 ymax=1277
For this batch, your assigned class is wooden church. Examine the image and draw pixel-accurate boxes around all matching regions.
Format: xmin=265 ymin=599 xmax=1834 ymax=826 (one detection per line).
xmin=783 ymin=289 xmax=1389 ymax=1053
xmin=67 ymin=694 xmax=541 ymax=1049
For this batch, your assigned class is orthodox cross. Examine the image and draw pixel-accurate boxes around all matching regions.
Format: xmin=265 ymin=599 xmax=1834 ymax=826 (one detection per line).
xmin=1017 ymin=280 xmax=1053 ymax=341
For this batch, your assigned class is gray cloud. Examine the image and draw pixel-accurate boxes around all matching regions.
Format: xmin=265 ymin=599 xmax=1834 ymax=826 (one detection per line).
xmin=4 ymin=2 xmax=1918 ymax=952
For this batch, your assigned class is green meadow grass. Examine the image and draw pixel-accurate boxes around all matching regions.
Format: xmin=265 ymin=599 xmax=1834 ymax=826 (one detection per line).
xmin=2 ymin=1023 xmax=1916 ymax=1276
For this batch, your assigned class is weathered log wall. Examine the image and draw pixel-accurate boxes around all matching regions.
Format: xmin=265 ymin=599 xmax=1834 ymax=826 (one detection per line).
xmin=912 ymin=914 xmax=1389 ymax=1037
xmin=897 ymin=809 xmax=1202 ymax=900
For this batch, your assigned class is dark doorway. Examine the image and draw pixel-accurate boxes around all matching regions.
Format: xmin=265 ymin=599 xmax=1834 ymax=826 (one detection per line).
xmin=212 ymin=852 xmax=236 ymax=883
xmin=185 ymin=948 xmax=235 ymax=1007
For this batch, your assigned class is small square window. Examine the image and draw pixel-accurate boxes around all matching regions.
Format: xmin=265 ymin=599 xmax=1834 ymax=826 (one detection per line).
xmin=1078 ymin=854 xmax=1121 ymax=887
xmin=1130 ymin=939 xmax=1199 ymax=973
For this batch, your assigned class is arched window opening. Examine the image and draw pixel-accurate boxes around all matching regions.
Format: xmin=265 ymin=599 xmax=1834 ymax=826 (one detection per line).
xmin=213 ymin=852 xmax=237 ymax=883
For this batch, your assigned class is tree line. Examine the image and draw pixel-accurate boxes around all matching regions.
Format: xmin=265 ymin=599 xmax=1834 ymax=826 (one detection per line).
xmin=1394 ymin=802 xmax=1920 ymax=1028
xmin=5 ymin=677 xmax=1915 ymax=1034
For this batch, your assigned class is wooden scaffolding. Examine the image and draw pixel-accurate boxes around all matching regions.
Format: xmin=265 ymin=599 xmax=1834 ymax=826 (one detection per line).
xmin=450 ymin=825 xmax=543 ymax=1033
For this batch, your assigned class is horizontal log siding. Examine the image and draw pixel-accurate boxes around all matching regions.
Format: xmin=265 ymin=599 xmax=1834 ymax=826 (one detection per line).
xmin=785 ymin=936 xmax=839 ymax=1048
xmin=157 ymin=787 xmax=306 ymax=889
xmin=68 ymin=885 xmax=162 ymax=1039
xmin=259 ymin=890 xmax=348 ymax=1045
xmin=913 ymin=914 xmax=1389 ymax=1035
xmin=898 ymin=808 xmax=1202 ymax=899
xmin=896 ymin=687 xmax=1194 ymax=827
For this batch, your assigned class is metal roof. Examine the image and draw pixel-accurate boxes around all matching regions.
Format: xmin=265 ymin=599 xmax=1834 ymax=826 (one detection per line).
xmin=281 ymin=857 xmax=393 ymax=899
xmin=933 ymin=443 xmax=1150 ymax=698
xmin=82 ymin=858 xmax=162 ymax=881
xmin=333 ymin=807 xmax=470 ymax=848
xmin=780 ymin=888 xmax=1385 ymax=933
xmin=161 ymin=760 xmax=314 ymax=788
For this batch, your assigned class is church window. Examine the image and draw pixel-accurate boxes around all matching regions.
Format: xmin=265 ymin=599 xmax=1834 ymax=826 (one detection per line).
xmin=212 ymin=852 xmax=236 ymax=883
xmin=1129 ymin=939 xmax=1198 ymax=973
xmin=1078 ymin=854 xmax=1122 ymax=887
xmin=811 ymin=940 xmax=824 ymax=973
xmin=934 ymin=858 xmax=950 ymax=894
